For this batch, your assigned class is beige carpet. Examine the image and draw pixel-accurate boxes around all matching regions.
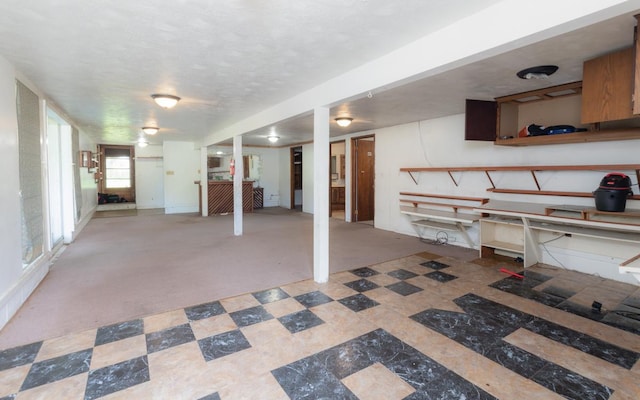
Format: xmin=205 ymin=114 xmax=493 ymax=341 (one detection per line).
xmin=0 ymin=207 xmax=476 ymax=349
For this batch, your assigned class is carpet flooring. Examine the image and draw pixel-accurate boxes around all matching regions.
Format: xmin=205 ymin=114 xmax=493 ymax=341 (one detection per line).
xmin=0 ymin=208 xmax=475 ymax=350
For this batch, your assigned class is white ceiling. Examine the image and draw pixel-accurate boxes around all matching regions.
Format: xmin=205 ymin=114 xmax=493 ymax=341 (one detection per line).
xmin=0 ymin=1 xmax=639 ymax=149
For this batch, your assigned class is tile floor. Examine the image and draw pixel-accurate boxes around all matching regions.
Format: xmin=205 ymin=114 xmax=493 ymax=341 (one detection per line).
xmin=1 ymin=252 xmax=639 ymax=399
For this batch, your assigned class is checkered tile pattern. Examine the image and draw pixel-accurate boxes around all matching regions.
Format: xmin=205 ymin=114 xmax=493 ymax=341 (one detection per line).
xmin=1 ymin=252 xmax=639 ymax=399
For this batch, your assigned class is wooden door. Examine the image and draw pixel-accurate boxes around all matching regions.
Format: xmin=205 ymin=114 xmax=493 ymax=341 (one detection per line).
xmin=98 ymin=144 xmax=136 ymax=203
xmin=351 ymin=136 xmax=375 ymax=222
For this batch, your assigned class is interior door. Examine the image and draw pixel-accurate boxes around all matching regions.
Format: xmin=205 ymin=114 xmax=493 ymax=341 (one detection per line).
xmin=98 ymin=145 xmax=136 ymax=203
xmin=352 ymin=136 xmax=375 ymax=222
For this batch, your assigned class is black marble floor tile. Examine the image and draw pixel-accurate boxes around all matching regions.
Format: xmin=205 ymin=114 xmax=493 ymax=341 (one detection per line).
xmin=532 ymin=363 xmax=614 ymax=400
xmin=0 ymin=395 xmax=16 ymax=400
xmin=0 ymin=341 xmax=42 ymax=371
xmin=622 ymin=295 xmax=640 ymax=309
xmin=388 ymin=268 xmax=418 ymax=280
xmin=278 ymin=310 xmax=325 ymax=334
xmin=525 ymin=318 xmax=640 ymax=370
xmin=411 ymin=308 xmax=515 ymax=355
xmin=84 ymin=356 xmax=149 ymax=400
xmin=20 ymin=349 xmax=92 ymax=391
xmin=198 ymin=329 xmax=251 ymax=362
xmin=95 ymin=319 xmax=144 ymax=346
xmin=197 ymin=393 xmax=221 ymax=400
xmin=412 ymin=370 xmax=498 ymax=400
xmin=540 ymin=284 xmax=576 ymax=299
xmin=490 ymin=277 xmax=565 ymax=307
xmin=484 ymin=342 xmax=549 ymax=378
xmin=521 ymin=270 xmax=554 ymax=286
xmin=454 ymin=293 xmax=535 ymax=329
xmin=350 ymin=267 xmax=379 ymax=277
xmin=272 ymin=356 xmax=358 ymax=400
xmin=253 ymin=287 xmax=290 ymax=304
xmin=294 ymin=291 xmax=334 ymax=308
xmin=601 ymin=310 xmax=640 ymax=335
xmin=145 ymin=323 xmax=196 ymax=353
xmin=555 ymin=300 xmax=606 ymax=322
xmin=229 ymin=305 xmax=274 ymax=327
xmin=420 ymin=260 xmax=449 ymax=270
xmin=344 ymin=278 xmax=380 ymax=292
xmin=184 ymin=301 xmax=226 ymax=321
xmin=338 ymin=294 xmax=380 ymax=312
xmin=386 ymin=281 xmax=423 ymax=296
xmin=424 ymin=270 xmax=457 ymax=283
xmin=276 ymin=329 xmax=494 ymax=400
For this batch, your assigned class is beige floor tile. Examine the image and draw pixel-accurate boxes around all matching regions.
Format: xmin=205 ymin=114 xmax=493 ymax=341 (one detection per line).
xmin=241 ymin=319 xmax=293 ymax=348
xmin=190 ymin=313 xmax=237 ymax=340
xmin=15 ymin=372 xmax=87 ymax=400
xmin=91 ymin=334 xmax=147 ymax=370
xmin=568 ymin=285 xmax=629 ymax=310
xmin=280 ymin=279 xmax=322 ymax=297
xmin=147 ymin=341 xmax=218 ymax=398
xmin=402 ymin=264 xmax=432 ymax=275
xmin=35 ymin=329 xmax=96 ymax=362
xmin=219 ymin=293 xmax=261 ymax=313
xmin=205 ymin=347 xmax=270 ymax=387
xmin=330 ymin=271 xmax=359 ymax=284
xmin=99 ymin=381 xmax=155 ymax=400
xmin=317 ymin=281 xmax=359 ymax=300
xmin=262 ymin=297 xmax=306 ymax=318
xmin=365 ymin=273 xmax=400 ymax=287
xmin=0 ymin=364 xmax=30 ymax=397
xmin=415 ymin=251 xmax=440 ymax=260
xmin=218 ymin=371 xmax=290 ymax=400
xmin=506 ymin=328 xmax=640 ymax=398
xmin=143 ymin=309 xmax=188 ymax=333
xmin=342 ymin=362 xmax=415 ymax=400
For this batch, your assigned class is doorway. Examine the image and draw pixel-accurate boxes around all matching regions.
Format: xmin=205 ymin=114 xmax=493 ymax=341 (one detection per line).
xmin=98 ymin=145 xmax=136 ymax=203
xmin=290 ymin=146 xmax=302 ymax=211
xmin=351 ymin=135 xmax=375 ymax=222
xmin=329 ymin=141 xmax=346 ymax=220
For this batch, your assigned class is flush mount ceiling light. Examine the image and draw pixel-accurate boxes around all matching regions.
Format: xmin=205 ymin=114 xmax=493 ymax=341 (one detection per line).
xmin=268 ymin=135 xmax=279 ymax=143
xmin=137 ymin=138 xmax=149 ymax=148
xmin=151 ymin=94 xmax=181 ymax=109
xmin=516 ymin=65 xmax=559 ymax=80
xmin=335 ymin=117 xmax=353 ymax=127
xmin=141 ymin=126 xmax=159 ymax=135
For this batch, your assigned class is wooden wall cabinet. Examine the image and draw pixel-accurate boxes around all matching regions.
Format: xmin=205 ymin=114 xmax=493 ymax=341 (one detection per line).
xmin=581 ymin=46 xmax=635 ymax=123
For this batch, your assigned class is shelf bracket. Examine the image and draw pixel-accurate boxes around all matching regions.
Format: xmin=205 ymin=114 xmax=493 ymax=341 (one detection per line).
xmin=407 ymin=171 xmax=418 ymax=185
xmin=447 ymin=171 xmax=460 ymax=187
xmin=530 ymin=171 xmax=541 ymax=191
xmin=484 ymin=171 xmax=496 ymax=189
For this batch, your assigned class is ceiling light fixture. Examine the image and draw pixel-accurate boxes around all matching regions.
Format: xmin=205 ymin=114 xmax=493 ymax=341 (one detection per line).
xmin=137 ymin=138 xmax=149 ymax=148
xmin=516 ymin=65 xmax=558 ymax=80
xmin=335 ymin=117 xmax=353 ymax=127
xmin=141 ymin=126 xmax=159 ymax=135
xmin=151 ymin=94 xmax=181 ymax=109
xmin=268 ymin=135 xmax=279 ymax=143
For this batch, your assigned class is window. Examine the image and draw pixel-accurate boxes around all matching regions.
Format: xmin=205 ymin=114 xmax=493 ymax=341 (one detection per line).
xmin=105 ymin=156 xmax=131 ymax=188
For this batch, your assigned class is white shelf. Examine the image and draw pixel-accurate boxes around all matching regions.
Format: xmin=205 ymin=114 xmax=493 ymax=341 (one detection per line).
xmin=528 ymin=220 xmax=640 ymax=244
xmin=482 ymin=240 xmax=524 ymax=253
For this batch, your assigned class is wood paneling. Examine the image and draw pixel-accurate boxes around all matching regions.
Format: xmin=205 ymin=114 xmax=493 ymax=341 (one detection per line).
xmin=208 ymin=181 xmax=253 ymax=214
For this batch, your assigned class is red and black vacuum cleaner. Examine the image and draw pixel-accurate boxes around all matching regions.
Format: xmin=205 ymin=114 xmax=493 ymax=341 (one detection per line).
xmin=593 ymin=173 xmax=633 ymax=212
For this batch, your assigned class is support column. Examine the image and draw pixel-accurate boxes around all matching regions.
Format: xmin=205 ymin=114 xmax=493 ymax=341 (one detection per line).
xmin=233 ymin=135 xmax=243 ymax=236
xmin=313 ymin=107 xmax=330 ymax=283
xmin=200 ymin=147 xmax=209 ymax=216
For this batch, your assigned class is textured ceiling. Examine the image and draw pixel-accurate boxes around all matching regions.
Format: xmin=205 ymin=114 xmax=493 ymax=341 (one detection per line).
xmin=0 ymin=1 xmax=638 ymax=149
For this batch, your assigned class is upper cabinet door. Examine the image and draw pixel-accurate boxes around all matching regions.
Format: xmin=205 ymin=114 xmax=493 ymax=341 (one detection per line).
xmin=465 ymin=99 xmax=497 ymax=141
xmin=581 ymin=46 xmax=635 ymax=124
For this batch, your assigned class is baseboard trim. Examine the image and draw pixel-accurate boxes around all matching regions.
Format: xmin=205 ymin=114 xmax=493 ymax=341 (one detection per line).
xmin=0 ymin=257 xmax=50 ymax=331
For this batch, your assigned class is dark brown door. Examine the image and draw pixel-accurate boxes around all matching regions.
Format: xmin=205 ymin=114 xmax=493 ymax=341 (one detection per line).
xmin=351 ymin=136 xmax=374 ymax=222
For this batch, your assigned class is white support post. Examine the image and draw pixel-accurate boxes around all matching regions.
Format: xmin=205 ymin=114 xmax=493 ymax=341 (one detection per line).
xmin=313 ymin=107 xmax=330 ymax=283
xmin=200 ymin=147 xmax=209 ymax=216
xmin=233 ymin=135 xmax=243 ymax=236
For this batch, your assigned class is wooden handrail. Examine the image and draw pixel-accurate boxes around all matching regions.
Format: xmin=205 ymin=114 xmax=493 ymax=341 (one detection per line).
xmin=488 ymin=188 xmax=640 ymax=200
xmin=399 ymin=164 xmax=640 ymax=173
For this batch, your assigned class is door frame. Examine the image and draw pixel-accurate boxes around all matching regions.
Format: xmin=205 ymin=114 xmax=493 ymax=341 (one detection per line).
xmin=97 ymin=144 xmax=136 ymax=203
xmin=350 ymin=135 xmax=375 ymax=222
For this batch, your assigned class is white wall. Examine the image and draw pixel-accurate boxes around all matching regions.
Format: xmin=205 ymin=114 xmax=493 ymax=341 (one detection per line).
xmin=163 ymin=141 xmax=200 ymax=214
xmin=77 ymin=129 xmax=97 ymax=227
xmin=135 ymin=144 xmax=164 ymax=210
xmin=373 ymin=113 xmax=640 ymax=284
xmin=239 ymin=147 xmax=280 ymax=207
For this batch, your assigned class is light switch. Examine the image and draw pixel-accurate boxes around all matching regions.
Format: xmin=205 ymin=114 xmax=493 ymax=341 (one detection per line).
xmin=166 ymin=170 xmax=175 ymax=175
